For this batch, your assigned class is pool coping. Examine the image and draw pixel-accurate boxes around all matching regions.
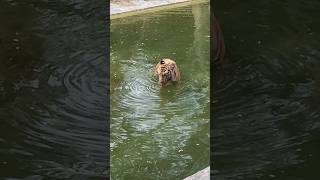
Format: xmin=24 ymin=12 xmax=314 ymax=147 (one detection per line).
xmin=110 ymin=0 xmax=209 ymax=20
xmin=183 ymin=166 xmax=210 ymax=180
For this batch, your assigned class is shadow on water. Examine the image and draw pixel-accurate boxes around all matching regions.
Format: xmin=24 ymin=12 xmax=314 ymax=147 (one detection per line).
xmin=0 ymin=1 xmax=108 ymax=179
xmin=213 ymin=0 xmax=320 ymax=179
xmin=110 ymin=3 xmax=210 ymax=180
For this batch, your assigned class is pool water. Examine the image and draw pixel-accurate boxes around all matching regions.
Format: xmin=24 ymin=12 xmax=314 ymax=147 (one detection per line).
xmin=110 ymin=3 xmax=210 ymax=180
xmin=213 ymin=0 xmax=320 ymax=179
xmin=0 ymin=1 xmax=108 ymax=179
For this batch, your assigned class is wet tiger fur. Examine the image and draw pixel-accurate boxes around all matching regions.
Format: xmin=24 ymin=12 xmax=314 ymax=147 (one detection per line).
xmin=155 ymin=58 xmax=181 ymax=86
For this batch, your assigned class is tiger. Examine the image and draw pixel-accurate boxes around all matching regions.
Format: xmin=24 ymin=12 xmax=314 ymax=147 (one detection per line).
xmin=212 ymin=15 xmax=226 ymax=65
xmin=155 ymin=58 xmax=181 ymax=86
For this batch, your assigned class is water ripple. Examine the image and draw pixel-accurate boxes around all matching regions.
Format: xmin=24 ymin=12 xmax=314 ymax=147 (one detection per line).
xmin=213 ymin=0 xmax=320 ymax=178
xmin=0 ymin=0 xmax=108 ymax=178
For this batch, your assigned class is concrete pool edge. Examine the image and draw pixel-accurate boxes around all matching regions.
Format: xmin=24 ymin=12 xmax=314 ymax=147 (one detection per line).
xmin=110 ymin=0 xmax=209 ymax=20
xmin=183 ymin=166 xmax=210 ymax=180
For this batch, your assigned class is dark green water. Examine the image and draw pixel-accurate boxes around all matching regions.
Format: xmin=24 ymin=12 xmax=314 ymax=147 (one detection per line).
xmin=110 ymin=3 xmax=210 ymax=180
xmin=0 ymin=1 xmax=108 ymax=179
xmin=213 ymin=0 xmax=320 ymax=179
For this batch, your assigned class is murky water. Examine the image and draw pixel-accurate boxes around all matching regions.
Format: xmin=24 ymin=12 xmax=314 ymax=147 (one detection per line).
xmin=213 ymin=0 xmax=320 ymax=179
xmin=110 ymin=3 xmax=210 ymax=180
xmin=0 ymin=1 xmax=108 ymax=179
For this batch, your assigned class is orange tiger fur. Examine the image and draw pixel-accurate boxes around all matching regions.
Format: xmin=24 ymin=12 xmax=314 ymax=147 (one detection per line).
xmin=155 ymin=58 xmax=181 ymax=86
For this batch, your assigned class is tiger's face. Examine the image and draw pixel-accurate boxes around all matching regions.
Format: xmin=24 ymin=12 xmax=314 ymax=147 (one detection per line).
xmin=155 ymin=58 xmax=181 ymax=86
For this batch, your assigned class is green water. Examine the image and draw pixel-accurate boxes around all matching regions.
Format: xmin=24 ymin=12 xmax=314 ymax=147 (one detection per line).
xmin=110 ymin=3 xmax=210 ymax=180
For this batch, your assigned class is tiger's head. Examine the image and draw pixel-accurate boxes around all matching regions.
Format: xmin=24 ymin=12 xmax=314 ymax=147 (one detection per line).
xmin=155 ymin=58 xmax=181 ymax=86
